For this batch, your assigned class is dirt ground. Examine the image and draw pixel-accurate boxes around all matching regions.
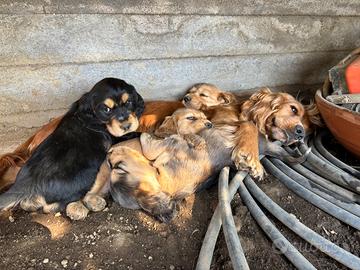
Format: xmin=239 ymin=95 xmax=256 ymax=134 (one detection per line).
xmin=0 ymin=136 xmax=359 ymax=270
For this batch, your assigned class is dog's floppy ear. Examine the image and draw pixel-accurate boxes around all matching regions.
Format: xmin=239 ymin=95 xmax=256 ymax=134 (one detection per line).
xmin=218 ymin=92 xmax=234 ymax=105
xmin=240 ymin=87 xmax=277 ymax=134
xmin=135 ymin=92 xmax=145 ymax=118
xmin=70 ymin=91 xmax=93 ymax=114
xmin=154 ymin=116 xmax=177 ymax=138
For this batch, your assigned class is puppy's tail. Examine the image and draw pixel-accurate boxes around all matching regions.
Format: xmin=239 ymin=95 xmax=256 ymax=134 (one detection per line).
xmin=0 ymin=116 xmax=62 ymax=191
xmin=0 ymin=135 xmax=33 ymax=176
xmin=0 ymin=136 xmax=33 ymax=191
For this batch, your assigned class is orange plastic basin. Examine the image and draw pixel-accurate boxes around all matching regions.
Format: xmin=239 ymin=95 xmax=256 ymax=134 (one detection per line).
xmin=315 ymin=89 xmax=360 ymax=158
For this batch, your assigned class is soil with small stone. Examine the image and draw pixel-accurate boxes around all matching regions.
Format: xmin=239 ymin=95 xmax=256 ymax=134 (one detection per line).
xmin=0 ymin=136 xmax=359 ymax=270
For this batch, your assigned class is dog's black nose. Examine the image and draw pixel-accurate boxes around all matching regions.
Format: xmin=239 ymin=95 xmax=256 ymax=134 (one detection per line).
xmin=117 ymin=115 xmax=125 ymax=121
xmin=294 ymin=124 xmax=305 ymax=140
xmin=205 ymin=122 xmax=213 ymax=129
xmin=122 ymin=123 xmax=131 ymax=131
xmin=183 ymin=95 xmax=191 ymax=103
xmin=117 ymin=113 xmax=130 ymax=122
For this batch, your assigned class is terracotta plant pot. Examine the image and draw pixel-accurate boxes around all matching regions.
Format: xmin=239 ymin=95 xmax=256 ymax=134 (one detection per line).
xmin=316 ymin=78 xmax=360 ymax=158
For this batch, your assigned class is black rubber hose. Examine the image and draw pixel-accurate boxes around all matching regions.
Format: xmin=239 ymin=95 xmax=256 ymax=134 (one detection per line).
xmin=263 ymin=158 xmax=360 ymax=230
xmin=288 ymin=162 xmax=360 ymax=204
xmin=308 ymin=137 xmax=335 ymax=164
xmin=195 ymin=171 xmax=248 ymax=270
xmin=237 ymin=180 xmax=316 ymax=270
xmin=271 ymin=158 xmax=360 ymax=217
xmin=244 ymin=176 xmax=360 ymax=270
xmin=218 ymin=167 xmax=249 ymax=270
xmin=314 ymin=132 xmax=360 ymax=178
xmin=299 ymin=144 xmax=360 ymax=194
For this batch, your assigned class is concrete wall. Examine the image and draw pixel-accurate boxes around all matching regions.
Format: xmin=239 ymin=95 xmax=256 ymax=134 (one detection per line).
xmin=1 ymin=0 xmax=360 ymax=152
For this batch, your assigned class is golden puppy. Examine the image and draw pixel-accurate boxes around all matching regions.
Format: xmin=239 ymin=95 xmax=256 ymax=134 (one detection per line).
xmin=183 ymin=83 xmax=241 ymax=124
xmin=108 ymin=108 xmax=236 ymax=222
xmin=232 ymin=88 xmax=314 ymax=179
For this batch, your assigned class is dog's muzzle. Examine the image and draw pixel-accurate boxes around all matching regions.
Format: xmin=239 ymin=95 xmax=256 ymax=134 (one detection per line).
xmin=294 ymin=124 xmax=305 ymax=141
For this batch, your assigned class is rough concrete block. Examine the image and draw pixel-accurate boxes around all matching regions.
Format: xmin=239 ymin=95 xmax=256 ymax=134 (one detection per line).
xmin=1 ymin=15 xmax=359 ymax=66
xmin=1 ymin=0 xmax=360 ymax=16
xmin=0 ymin=51 xmax=347 ymax=119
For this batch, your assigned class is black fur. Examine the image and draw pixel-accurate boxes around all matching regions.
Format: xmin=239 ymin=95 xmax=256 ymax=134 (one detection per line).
xmin=0 ymin=78 xmax=144 ymax=211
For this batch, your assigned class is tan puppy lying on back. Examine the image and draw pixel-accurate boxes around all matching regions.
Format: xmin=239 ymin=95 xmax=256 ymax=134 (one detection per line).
xmin=108 ymin=108 xmax=236 ymax=222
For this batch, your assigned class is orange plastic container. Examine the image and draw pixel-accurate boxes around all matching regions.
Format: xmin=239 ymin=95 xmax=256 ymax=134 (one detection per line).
xmin=346 ymin=56 xmax=360 ymax=94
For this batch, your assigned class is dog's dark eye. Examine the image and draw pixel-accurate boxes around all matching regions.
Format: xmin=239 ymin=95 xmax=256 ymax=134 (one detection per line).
xmin=104 ymin=106 xmax=112 ymax=114
xmin=187 ymin=116 xmax=197 ymax=121
xmin=200 ymin=93 xmax=208 ymax=97
xmin=290 ymin=105 xmax=298 ymax=114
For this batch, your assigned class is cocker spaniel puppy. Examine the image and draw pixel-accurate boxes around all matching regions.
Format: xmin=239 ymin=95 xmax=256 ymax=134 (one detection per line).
xmin=108 ymin=108 xmax=236 ymax=222
xmin=232 ymin=87 xmax=313 ymax=179
xmin=182 ymin=83 xmax=241 ymax=124
xmin=0 ymin=78 xmax=144 ymax=213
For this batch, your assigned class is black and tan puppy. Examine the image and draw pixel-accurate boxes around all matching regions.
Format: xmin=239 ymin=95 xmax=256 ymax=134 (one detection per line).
xmin=0 ymin=78 xmax=144 ymax=213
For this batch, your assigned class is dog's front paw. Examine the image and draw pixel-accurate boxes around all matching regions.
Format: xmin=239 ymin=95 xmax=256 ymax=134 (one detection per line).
xmin=66 ymin=201 xmax=89 ymax=220
xmin=232 ymin=149 xmax=264 ymax=180
xmin=83 ymin=194 xmax=107 ymax=212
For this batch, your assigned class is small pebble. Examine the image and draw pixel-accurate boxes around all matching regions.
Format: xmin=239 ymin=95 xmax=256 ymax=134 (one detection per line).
xmin=8 ymin=216 xmax=14 ymax=223
xmin=170 ymin=265 xmax=175 ymax=270
xmin=43 ymin=259 xmax=49 ymax=264
xmin=89 ymin=253 xmax=94 ymax=259
xmin=148 ymin=256 xmax=153 ymax=261
xmin=61 ymin=259 xmax=68 ymax=268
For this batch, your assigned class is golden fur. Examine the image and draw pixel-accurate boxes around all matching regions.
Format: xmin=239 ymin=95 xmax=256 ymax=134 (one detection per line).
xmin=232 ymin=87 xmax=315 ymax=178
xmin=108 ymin=108 xmax=235 ymax=222
xmin=183 ymin=83 xmax=241 ymax=124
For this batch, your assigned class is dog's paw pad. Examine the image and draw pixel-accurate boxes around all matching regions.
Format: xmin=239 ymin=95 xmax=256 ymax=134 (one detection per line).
xmin=66 ymin=201 xmax=89 ymax=220
xmin=83 ymin=195 xmax=107 ymax=212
